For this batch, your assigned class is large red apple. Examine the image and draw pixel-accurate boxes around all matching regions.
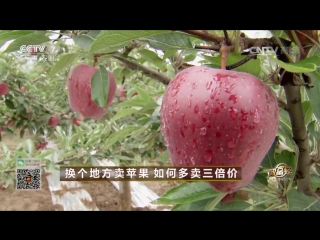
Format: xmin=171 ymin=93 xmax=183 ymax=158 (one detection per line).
xmin=0 ymin=82 xmax=9 ymax=95
xmin=48 ymin=116 xmax=59 ymax=127
xmin=67 ymin=64 xmax=117 ymax=120
xmin=160 ymin=66 xmax=279 ymax=194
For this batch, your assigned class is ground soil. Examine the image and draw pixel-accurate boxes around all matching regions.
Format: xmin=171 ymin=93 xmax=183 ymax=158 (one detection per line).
xmin=0 ymin=133 xmax=177 ymax=211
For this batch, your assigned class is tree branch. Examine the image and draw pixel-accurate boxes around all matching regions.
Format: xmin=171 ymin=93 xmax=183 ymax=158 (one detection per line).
xmin=282 ymin=72 xmax=312 ymax=195
xmin=112 ymin=55 xmax=171 ymax=85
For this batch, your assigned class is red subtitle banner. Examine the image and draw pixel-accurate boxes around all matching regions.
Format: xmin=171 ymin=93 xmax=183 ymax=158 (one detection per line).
xmin=60 ymin=166 xmax=242 ymax=181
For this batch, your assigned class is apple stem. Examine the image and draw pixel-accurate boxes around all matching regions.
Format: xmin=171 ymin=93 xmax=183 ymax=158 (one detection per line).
xmin=219 ymin=41 xmax=230 ymax=70
xmin=204 ymin=192 xmax=227 ymax=211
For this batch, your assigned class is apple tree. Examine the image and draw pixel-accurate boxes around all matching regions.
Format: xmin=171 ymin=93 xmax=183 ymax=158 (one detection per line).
xmin=1 ymin=30 xmax=320 ymax=211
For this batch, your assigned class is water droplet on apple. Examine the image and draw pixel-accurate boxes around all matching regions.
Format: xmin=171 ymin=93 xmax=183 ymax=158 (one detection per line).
xmin=210 ymin=87 xmax=218 ymax=100
xmin=227 ymin=138 xmax=235 ymax=148
xmin=192 ymin=82 xmax=198 ymax=89
xmin=216 ymin=146 xmax=224 ymax=153
xmin=200 ymin=127 xmax=207 ymax=135
xmin=191 ymin=123 xmax=196 ymax=134
xmin=206 ymin=81 xmax=213 ymax=90
xmin=229 ymin=107 xmax=238 ymax=119
xmin=181 ymin=114 xmax=185 ymax=122
xmin=192 ymin=139 xmax=197 ymax=147
xmin=188 ymin=100 xmax=192 ymax=108
xmin=204 ymin=149 xmax=213 ymax=162
xmin=164 ymin=139 xmax=169 ymax=146
xmin=204 ymin=106 xmax=210 ymax=114
xmin=214 ymin=107 xmax=220 ymax=114
xmin=171 ymin=89 xmax=179 ymax=97
xmin=174 ymin=98 xmax=177 ymax=104
xmin=180 ymin=128 xmax=185 ymax=138
xmin=253 ymin=110 xmax=260 ymax=123
xmin=229 ymin=94 xmax=238 ymax=103
xmin=260 ymin=129 xmax=264 ymax=134
xmin=184 ymin=120 xmax=189 ymax=129
xmin=182 ymin=150 xmax=187 ymax=159
xmin=190 ymin=157 xmax=195 ymax=165
xmin=194 ymin=105 xmax=199 ymax=114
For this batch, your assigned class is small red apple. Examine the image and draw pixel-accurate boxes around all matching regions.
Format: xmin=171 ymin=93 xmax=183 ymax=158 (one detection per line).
xmin=118 ymin=85 xmax=127 ymax=98
xmin=72 ymin=116 xmax=83 ymax=126
xmin=0 ymin=82 xmax=9 ymax=95
xmin=48 ymin=116 xmax=59 ymax=127
xmin=67 ymin=64 xmax=117 ymax=120
xmin=20 ymin=86 xmax=26 ymax=92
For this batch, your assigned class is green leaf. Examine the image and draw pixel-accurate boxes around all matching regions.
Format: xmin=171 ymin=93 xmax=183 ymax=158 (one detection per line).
xmin=310 ymin=174 xmax=320 ymax=190
xmin=104 ymin=125 xmax=140 ymax=150
xmin=279 ymin=108 xmax=291 ymax=128
xmin=3 ymin=32 xmax=50 ymax=53
xmin=118 ymin=99 xmax=150 ymax=108
xmin=89 ymin=30 xmax=170 ymax=54
xmin=173 ymin=198 xmax=250 ymax=211
xmin=133 ymin=86 xmax=153 ymax=100
xmin=144 ymin=32 xmax=193 ymax=50
xmin=217 ymin=201 xmax=251 ymax=211
xmin=86 ymin=30 xmax=101 ymax=39
xmin=49 ymin=53 xmax=78 ymax=76
xmin=261 ymin=137 xmax=278 ymax=168
xmin=184 ymin=54 xmax=197 ymax=62
xmin=91 ymin=65 xmax=109 ymax=108
xmin=205 ymin=53 xmax=261 ymax=77
xmin=0 ymin=30 xmax=33 ymax=47
xmin=138 ymin=49 xmax=166 ymax=71
xmin=306 ymin=72 xmax=320 ymax=122
xmin=252 ymin=171 xmax=268 ymax=187
xmin=112 ymin=108 xmax=138 ymax=121
xmin=154 ymin=182 xmax=219 ymax=205
xmin=287 ymin=188 xmax=320 ymax=210
xmin=302 ymin=101 xmax=313 ymax=124
xmin=270 ymin=56 xmax=319 ymax=73
xmin=73 ymin=35 xmax=94 ymax=51
xmin=307 ymin=120 xmax=320 ymax=142
xmin=163 ymin=50 xmax=178 ymax=60
xmin=5 ymin=99 xmax=15 ymax=109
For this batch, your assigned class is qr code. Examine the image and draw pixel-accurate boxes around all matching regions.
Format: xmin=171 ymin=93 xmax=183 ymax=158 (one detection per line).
xmin=16 ymin=168 xmax=41 ymax=190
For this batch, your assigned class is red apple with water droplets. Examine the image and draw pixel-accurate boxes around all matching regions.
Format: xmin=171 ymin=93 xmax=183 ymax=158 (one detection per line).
xmin=67 ymin=64 xmax=117 ymax=120
xmin=0 ymin=82 xmax=9 ymax=95
xmin=48 ymin=116 xmax=59 ymax=127
xmin=160 ymin=66 xmax=279 ymax=194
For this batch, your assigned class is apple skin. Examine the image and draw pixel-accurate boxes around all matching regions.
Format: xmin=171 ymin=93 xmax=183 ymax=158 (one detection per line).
xmin=67 ymin=64 xmax=117 ymax=120
xmin=48 ymin=116 xmax=59 ymax=127
xmin=160 ymin=66 xmax=279 ymax=194
xmin=0 ymin=82 xmax=9 ymax=95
